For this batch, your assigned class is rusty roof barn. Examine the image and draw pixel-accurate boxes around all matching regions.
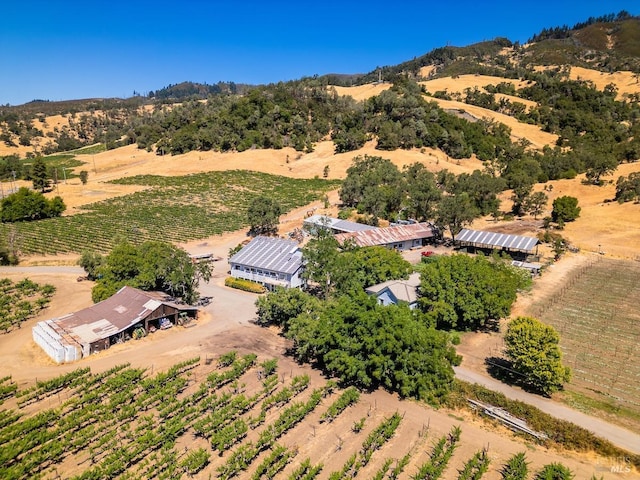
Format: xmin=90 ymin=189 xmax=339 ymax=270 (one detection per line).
xmin=32 ymin=286 xmax=197 ymax=363
xmin=334 ymin=222 xmax=439 ymax=250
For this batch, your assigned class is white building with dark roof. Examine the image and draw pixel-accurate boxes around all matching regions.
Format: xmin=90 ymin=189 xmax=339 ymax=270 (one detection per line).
xmin=229 ymin=236 xmax=305 ymax=290
xmin=365 ymin=272 xmax=421 ymax=309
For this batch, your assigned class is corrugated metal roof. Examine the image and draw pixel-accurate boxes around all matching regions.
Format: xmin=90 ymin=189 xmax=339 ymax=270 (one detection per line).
xmin=53 ymin=286 xmax=194 ymax=344
xmin=456 ymin=229 xmax=539 ymax=253
xmin=229 ymin=236 xmax=302 ymax=275
xmin=303 ymin=215 xmax=375 ymax=233
xmin=335 ymin=223 xmax=437 ymax=247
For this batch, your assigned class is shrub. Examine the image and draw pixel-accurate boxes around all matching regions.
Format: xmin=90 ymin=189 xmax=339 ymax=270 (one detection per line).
xmin=224 ymin=277 xmax=266 ymax=293
xmin=551 ymin=196 xmax=580 ymax=223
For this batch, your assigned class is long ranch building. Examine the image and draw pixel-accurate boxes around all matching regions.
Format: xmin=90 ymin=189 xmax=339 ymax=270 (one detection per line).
xmin=229 ymin=236 xmax=305 ymax=290
xmin=33 ymin=286 xmax=197 ymax=363
xmin=334 ymin=222 xmax=439 ymax=250
xmin=303 ymin=215 xmax=376 ymax=235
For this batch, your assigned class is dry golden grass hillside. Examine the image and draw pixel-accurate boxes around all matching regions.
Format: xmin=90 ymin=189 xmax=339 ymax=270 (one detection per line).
xmin=5 ymin=68 xmax=640 ymax=261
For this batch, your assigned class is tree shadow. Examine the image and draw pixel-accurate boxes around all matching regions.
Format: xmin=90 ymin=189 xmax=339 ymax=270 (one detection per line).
xmin=484 ymin=356 xmax=550 ymax=397
xmin=485 ymin=356 xmax=519 ymax=385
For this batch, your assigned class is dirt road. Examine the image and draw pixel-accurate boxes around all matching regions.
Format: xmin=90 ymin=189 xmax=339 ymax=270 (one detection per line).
xmin=455 ymin=366 xmax=640 ymax=454
xmin=2 ymin=261 xmax=638 ymax=456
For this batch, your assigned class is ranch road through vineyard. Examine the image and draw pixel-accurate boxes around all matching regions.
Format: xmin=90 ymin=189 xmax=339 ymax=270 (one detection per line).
xmin=0 ymin=254 xmax=638 ymax=455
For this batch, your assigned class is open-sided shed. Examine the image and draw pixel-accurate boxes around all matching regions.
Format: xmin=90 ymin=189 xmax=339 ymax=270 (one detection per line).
xmin=455 ymin=228 xmax=539 ymax=260
xmin=32 ymin=286 xmax=197 ymax=363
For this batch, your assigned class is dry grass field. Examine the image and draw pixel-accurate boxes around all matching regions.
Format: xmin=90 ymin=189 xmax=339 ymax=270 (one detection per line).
xmin=2 ymin=69 xmax=640 ymax=477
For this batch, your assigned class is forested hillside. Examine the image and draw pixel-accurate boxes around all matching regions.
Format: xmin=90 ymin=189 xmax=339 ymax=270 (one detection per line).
xmin=1 ymin=11 xmax=639 ymax=195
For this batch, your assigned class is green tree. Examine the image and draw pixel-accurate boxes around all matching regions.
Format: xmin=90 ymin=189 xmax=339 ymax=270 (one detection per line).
xmin=403 ymin=162 xmax=442 ymax=221
xmin=285 ymin=293 xmax=460 ymax=404
xmin=435 ymin=193 xmax=479 ymax=241
xmin=78 ymin=250 xmax=104 ymax=280
xmin=339 ymin=155 xmax=404 ymax=222
xmin=523 ymin=191 xmax=548 ymax=219
xmin=418 ymin=255 xmax=530 ymax=330
xmin=255 ymin=287 xmax=319 ymax=330
xmin=346 ymin=246 xmax=413 ymax=288
xmin=79 ymin=170 xmax=89 ymax=185
xmin=302 ymin=234 xmax=412 ymax=298
xmin=0 ymin=187 xmax=65 ymax=222
xmin=504 ymin=317 xmax=572 ymax=396
xmin=247 ymin=196 xmax=282 ymax=236
xmin=615 ymin=172 xmax=640 ymax=203
xmin=301 ymin=233 xmax=350 ymax=299
xmin=92 ymin=240 xmax=210 ymax=304
xmin=453 ymin=170 xmax=506 ymax=216
xmin=582 ymin=152 xmax=617 ymax=186
xmin=31 ymin=157 xmax=49 ymax=192
xmin=551 ymin=196 xmax=580 ymax=223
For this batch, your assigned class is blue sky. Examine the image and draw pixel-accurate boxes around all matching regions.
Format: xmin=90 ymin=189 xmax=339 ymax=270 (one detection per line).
xmin=1 ymin=1 xmax=638 ymax=105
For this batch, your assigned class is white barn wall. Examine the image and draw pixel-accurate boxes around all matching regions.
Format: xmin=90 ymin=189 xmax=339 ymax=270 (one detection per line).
xmin=32 ymin=321 xmax=66 ymax=363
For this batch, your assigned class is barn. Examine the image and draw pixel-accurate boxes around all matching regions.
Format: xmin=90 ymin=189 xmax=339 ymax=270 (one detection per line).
xmin=334 ymin=222 xmax=439 ymax=250
xmin=32 ymin=286 xmax=197 ymax=364
xmin=455 ymin=228 xmax=539 ymax=261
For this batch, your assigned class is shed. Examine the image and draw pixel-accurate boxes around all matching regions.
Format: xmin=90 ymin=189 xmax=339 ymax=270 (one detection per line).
xmin=32 ymin=286 xmax=197 ymax=364
xmin=455 ymin=228 xmax=539 ymax=260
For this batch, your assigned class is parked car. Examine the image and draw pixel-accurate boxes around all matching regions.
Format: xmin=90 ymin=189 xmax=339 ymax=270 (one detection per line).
xmin=159 ymin=318 xmax=173 ymax=330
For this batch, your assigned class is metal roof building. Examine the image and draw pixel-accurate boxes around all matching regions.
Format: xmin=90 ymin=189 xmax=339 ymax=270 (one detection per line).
xmin=303 ymin=215 xmax=376 ymax=234
xmin=334 ymin=222 xmax=438 ymax=250
xmin=32 ymin=286 xmax=197 ymax=364
xmin=229 ymin=236 xmax=305 ymax=290
xmin=456 ymin=229 xmax=539 ymax=257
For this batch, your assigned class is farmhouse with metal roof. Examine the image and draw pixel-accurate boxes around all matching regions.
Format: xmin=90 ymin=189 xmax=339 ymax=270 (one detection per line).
xmin=303 ymin=215 xmax=376 ymax=235
xmin=32 ymin=286 xmax=197 ymax=364
xmin=229 ymin=236 xmax=305 ymax=290
xmin=455 ymin=228 xmax=539 ymax=260
xmin=365 ymin=272 xmax=421 ymax=309
xmin=334 ymin=222 xmax=439 ymax=250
